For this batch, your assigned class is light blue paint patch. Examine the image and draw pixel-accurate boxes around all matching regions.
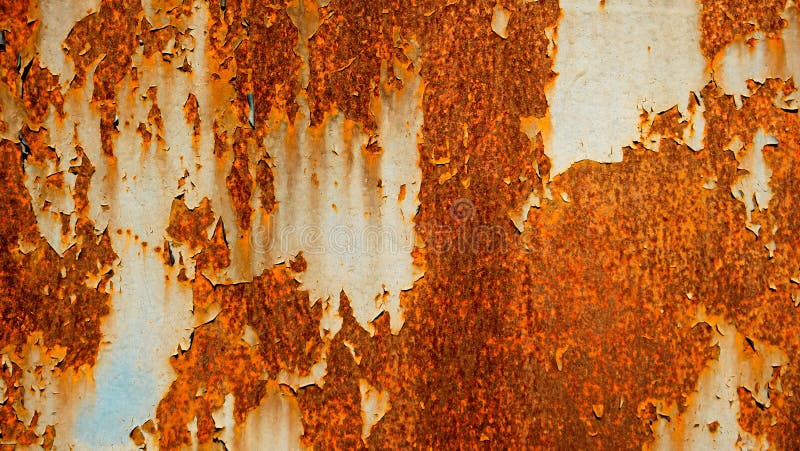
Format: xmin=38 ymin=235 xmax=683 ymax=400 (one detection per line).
xmin=73 ymin=249 xmax=173 ymax=448
xmin=73 ymin=331 xmax=161 ymax=447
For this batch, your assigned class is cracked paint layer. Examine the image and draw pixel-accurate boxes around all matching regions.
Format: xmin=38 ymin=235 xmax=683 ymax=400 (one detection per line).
xmin=3 ymin=0 xmax=800 ymax=449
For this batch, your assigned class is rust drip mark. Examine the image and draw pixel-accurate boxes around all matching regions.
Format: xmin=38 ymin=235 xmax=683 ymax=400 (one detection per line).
xmin=205 ymin=0 xmax=300 ymax=127
xmin=145 ymin=86 xmax=166 ymax=149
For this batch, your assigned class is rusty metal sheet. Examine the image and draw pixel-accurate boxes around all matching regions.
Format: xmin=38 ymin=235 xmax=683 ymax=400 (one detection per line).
xmin=1 ymin=0 xmax=800 ymax=449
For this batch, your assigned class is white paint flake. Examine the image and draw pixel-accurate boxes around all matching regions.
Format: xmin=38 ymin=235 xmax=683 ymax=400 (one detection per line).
xmin=359 ymin=378 xmax=391 ymax=444
xmin=730 ymin=129 xmax=777 ymax=227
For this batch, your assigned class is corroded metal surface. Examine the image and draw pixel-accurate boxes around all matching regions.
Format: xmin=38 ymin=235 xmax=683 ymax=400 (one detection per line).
xmin=2 ymin=0 xmax=800 ymax=449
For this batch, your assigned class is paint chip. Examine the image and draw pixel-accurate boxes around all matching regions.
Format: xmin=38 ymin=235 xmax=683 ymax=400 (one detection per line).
xmin=491 ymin=4 xmax=511 ymax=39
xmin=359 ymin=379 xmax=391 ymax=444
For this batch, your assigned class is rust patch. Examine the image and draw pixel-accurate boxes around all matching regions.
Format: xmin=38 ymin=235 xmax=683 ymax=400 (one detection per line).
xmin=64 ymin=0 xmax=142 ymax=100
xmin=225 ymin=128 xmax=254 ymax=232
xmin=153 ymin=252 xmax=325 ymax=448
xmin=0 ymin=138 xmax=115 ymax=369
xmin=254 ymin=159 xmax=276 ymax=215
xmin=700 ymin=0 xmax=788 ymax=61
xmin=165 ymin=196 xmax=215 ymax=251
xmin=0 ymin=137 xmax=116 ymax=444
xmin=182 ymin=92 xmax=200 ymax=142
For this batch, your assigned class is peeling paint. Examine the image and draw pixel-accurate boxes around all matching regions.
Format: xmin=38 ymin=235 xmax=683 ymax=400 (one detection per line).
xmin=714 ymin=2 xmax=800 ymax=103
xmin=542 ymin=0 xmax=707 ymax=176
xmin=651 ymin=308 xmax=787 ymax=450
xmin=358 ymin=378 xmax=390 ymax=444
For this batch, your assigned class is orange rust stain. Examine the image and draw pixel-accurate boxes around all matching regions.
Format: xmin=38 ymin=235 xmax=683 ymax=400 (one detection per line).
xmin=307 ymin=1 xmax=392 ymax=133
xmin=254 ymin=158 xmax=276 ymax=214
xmin=1 ymin=137 xmax=116 ymax=368
xmin=145 ymin=86 xmax=166 ymax=149
xmin=165 ymin=196 xmax=215 ymax=250
xmin=647 ymin=105 xmax=687 ymax=141
xmin=225 ymin=128 xmax=255 ymax=232
xmin=700 ymin=0 xmax=788 ymax=62
xmin=141 ymin=23 xmax=177 ymax=60
xmin=20 ymin=62 xmax=64 ymax=126
xmin=153 ymin=252 xmax=324 ymax=448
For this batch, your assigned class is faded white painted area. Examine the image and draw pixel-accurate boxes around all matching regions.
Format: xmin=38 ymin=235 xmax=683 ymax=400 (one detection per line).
xmin=65 ymin=6 xmax=217 ymax=446
xmin=255 ymin=60 xmax=424 ymax=336
xmin=543 ymin=0 xmax=707 ymax=176
xmin=682 ymin=93 xmax=706 ymax=152
xmin=192 ymin=2 xmax=426 ymax=338
xmin=203 ymin=385 xmax=306 ymax=451
xmin=651 ymin=309 xmax=787 ymax=450
xmin=730 ymin=130 xmax=777 ymax=228
xmin=359 ymin=378 xmax=391 ymax=444
xmin=21 ymin=13 xmax=111 ymax=256
xmin=234 ymin=384 xmax=306 ymax=451
xmin=72 ymin=243 xmax=193 ymax=447
xmin=277 ymin=360 xmax=328 ymax=392
xmin=714 ymin=2 xmax=800 ymax=105
xmin=21 ymin=122 xmax=78 ymax=255
xmin=212 ymin=393 xmax=236 ymax=447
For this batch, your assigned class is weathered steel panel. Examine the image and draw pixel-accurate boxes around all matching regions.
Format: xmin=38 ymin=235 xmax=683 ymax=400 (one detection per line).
xmin=1 ymin=0 xmax=800 ymax=449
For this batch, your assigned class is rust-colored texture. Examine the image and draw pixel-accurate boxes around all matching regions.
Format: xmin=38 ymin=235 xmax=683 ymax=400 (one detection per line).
xmin=2 ymin=0 xmax=800 ymax=449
